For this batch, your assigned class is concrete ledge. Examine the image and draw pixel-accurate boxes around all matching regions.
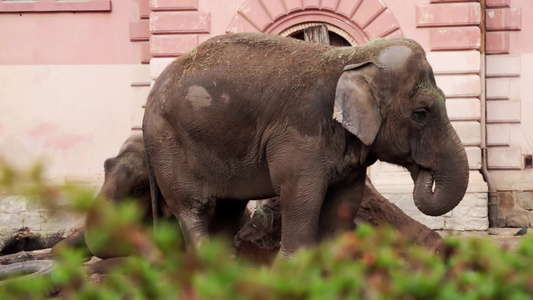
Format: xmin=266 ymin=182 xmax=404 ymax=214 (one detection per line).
xmin=435 ymin=74 xmax=481 ymax=98
xmin=451 ymin=121 xmax=481 ymax=146
xmin=486 ymin=78 xmax=510 ymax=99
xmin=379 ymin=191 xmax=489 ymax=231
xmin=488 ymin=148 xmax=522 ymax=170
xmin=150 ymin=11 xmax=211 ymax=34
xmin=486 ymin=54 xmax=521 ymax=77
xmin=430 ymin=27 xmax=481 ymax=51
xmin=150 ymin=34 xmax=199 ymax=57
xmin=486 ymin=0 xmax=510 ymax=8
xmin=129 ymin=20 xmax=150 ymax=42
xmin=0 ymin=195 xmax=82 ymax=233
xmin=427 ymin=51 xmax=480 ymax=75
xmin=487 ymin=100 xmax=521 ymax=123
xmin=487 ymin=124 xmax=511 ymax=146
xmin=0 ymin=0 xmax=111 ymax=13
xmin=417 ymin=3 xmax=480 ymax=28
xmin=487 ymin=32 xmax=510 ymax=54
xmin=486 ymin=8 xmax=522 ymax=31
xmin=446 ymin=98 xmax=481 ymax=121
xmin=150 ymin=0 xmax=198 ymax=11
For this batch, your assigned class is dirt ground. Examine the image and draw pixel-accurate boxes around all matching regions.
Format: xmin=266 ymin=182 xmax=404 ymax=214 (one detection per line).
xmin=25 ymin=227 xmax=530 ymax=300
xmin=78 ymin=228 xmax=527 ymax=288
xmin=438 ymin=228 xmax=528 ymax=251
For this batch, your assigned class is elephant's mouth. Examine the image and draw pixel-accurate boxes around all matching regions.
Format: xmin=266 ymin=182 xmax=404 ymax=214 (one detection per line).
xmin=407 ymin=164 xmax=425 ymax=182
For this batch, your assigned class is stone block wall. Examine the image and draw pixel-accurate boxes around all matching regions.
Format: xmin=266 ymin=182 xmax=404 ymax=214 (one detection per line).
xmin=497 ymin=191 xmax=533 ymax=227
xmin=0 ymin=195 xmax=82 ymax=234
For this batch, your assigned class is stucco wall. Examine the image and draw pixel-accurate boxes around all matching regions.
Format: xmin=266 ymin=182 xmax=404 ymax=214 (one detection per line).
xmin=0 ymin=0 xmax=143 ymax=65
xmin=0 ymin=1 xmax=150 ymax=233
xmin=0 ymin=64 xmax=149 ymax=184
xmin=0 ymin=64 xmax=150 ymax=232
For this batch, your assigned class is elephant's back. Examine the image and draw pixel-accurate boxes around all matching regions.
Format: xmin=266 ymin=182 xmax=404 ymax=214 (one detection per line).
xmin=188 ymin=32 xmax=329 ymax=70
xmin=143 ymin=33 xmax=347 ymax=159
xmin=178 ymin=33 xmax=332 ymax=92
xmin=148 ymin=34 xmax=332 ymax=128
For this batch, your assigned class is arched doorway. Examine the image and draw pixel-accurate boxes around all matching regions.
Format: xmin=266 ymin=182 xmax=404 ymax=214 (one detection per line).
xmin=226 ymin=0 xmax=404 ymax=44
xmin=280 ymin=22 xmax=354 ymax=46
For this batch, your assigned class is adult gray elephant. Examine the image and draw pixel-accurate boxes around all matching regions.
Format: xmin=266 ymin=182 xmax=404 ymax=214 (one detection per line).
xmin=143 ymin=32 xmax=469 ymax=258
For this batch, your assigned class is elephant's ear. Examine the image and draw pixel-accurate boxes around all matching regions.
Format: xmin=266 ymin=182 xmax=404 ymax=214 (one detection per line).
xmin=333 ymin=62 xmax=381 ymax=146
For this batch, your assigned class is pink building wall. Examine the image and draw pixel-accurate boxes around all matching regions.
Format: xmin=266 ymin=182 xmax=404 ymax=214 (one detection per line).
xmin=0 ymin=1 xmax=151 ymax=179
xmin=0 ymin=1 xmax=144 ymax=65
xmin=0 ymin=0 xmax=531 ymax=231
xmin=0 ymin=0 xmax=152 ymax=231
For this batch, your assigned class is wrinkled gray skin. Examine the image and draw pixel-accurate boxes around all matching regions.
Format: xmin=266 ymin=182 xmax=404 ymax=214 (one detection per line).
xmin=143 ymin=33 xmax=469 ymax=258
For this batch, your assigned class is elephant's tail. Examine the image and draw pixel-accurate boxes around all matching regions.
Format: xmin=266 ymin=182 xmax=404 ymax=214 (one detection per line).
xmin=146 ymin=154 xmax=160 ymax=232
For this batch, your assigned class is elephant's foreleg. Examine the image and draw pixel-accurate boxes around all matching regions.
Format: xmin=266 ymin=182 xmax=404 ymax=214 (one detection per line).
xmin=278 ymin=178 xmax=328 ymax=258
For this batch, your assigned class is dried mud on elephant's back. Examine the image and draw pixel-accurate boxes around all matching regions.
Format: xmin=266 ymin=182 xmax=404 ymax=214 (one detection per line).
xmin=180 ymin=33 xmax=373 ymax=89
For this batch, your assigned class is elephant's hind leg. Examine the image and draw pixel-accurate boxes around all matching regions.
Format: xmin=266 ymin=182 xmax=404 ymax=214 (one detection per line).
xmin=145 ymin=121 xmax=212 ymax=250
xmin=169 ymin=191 xmax=213 ymax=250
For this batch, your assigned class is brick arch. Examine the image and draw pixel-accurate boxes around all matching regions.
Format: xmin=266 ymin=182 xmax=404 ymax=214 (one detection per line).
xmin=226 ymin=0 xmax=403 ymax=43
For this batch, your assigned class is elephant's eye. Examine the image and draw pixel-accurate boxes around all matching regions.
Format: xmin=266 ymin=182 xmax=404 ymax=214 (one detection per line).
xmin=411 ymin=108 xmax=427 ymax=123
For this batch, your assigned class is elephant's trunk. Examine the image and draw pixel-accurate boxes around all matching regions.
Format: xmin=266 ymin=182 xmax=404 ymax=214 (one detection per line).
xmin=412 ymin=126 xmax=469 ymax=216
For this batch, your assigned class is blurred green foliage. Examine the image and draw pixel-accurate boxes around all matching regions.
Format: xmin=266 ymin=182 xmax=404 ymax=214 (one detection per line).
xmin=1 ymin=163 xmax=533 ymax=299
